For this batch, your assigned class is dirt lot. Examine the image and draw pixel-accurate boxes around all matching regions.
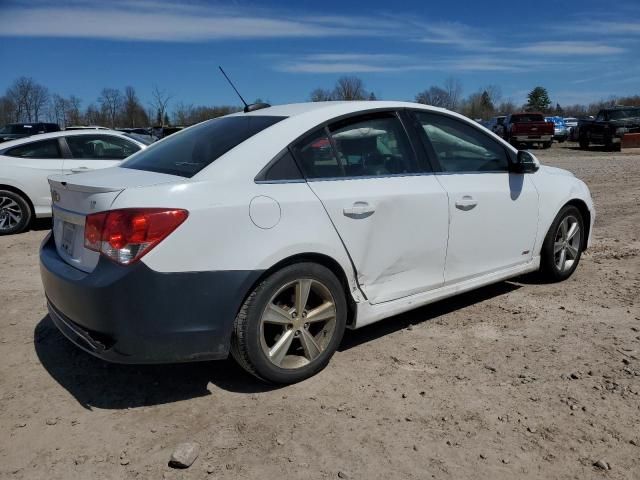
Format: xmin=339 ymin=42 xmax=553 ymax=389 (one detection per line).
xmin=1 ymin=143 xmax=639 ymax=480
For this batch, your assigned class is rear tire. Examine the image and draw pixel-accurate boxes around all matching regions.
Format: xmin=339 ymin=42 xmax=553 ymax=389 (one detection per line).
xmin=542 ymin=142 xmax=552 ymax=149
xmin=579 ymin=138 xmax=589 ymax=150
xmin=0 ymin=190 xmax=31 ymax=235
xmin=540 ymin=205 xmax=584 ymax=282
xmin=231 ymin=263 xmax=347 ymax=384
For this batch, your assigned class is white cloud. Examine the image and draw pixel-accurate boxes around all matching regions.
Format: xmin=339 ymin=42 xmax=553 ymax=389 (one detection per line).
xmin=0 ymin=3 xmax=398 ymax=41
xmin=517 ymin=41 xmax=625 ymax=55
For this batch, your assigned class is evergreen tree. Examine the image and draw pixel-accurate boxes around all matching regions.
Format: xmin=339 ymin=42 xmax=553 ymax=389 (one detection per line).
xmin=526 ymin=87 xmax=552 ymax=112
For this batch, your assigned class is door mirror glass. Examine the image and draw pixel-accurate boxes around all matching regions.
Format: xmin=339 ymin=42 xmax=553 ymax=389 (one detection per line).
xmin=512 ymin=150 xmax=540 ymax=173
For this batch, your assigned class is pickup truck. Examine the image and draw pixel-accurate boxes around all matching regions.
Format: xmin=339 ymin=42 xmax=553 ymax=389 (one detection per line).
xmin=577 ymin=106 xmax=640 ymax=151
xmin=504 ymin=112 xmax=554 ymax=149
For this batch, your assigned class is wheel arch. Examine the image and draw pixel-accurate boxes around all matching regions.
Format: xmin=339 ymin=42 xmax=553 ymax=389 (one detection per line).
xmin=243 ymin=252 xmax=358 ymax=328
xmin=564 ymin=198 xmax=591 ymax=251
xmin=0 ymin=183 xmax=36 ymax=219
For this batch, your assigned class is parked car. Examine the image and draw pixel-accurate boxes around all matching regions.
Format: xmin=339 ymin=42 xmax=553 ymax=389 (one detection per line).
xmin=545 ymin=116 xmax=569 ymax=143
xmin=0 ymin=122 xmax=60 ymax=143
xmin=0 ymin=130 xmax=147 ymax=234
xmin=577 ymin=106 xmax=640 ymax=151
xmin=65 ymin=125 xmax=109 ymax=131
xmin=40 ymin=101 xmax=594 ymax=384
xmin=117 ymin=128 xmax=155 ymax=143
xmin=564 ymin=117 xmax=579 ymax=141
xmin=504 ymin=113 xmax=554 ymax=149
xmin=485 ymin=115 xmax=506 ymax=138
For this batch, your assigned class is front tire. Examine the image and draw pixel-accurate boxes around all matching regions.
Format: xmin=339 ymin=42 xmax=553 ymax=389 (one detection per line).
xmin=0 ymin=190 xmax=31 ymax=235
xmin=540 ymin=205 xmax=584 ymax=282
xmin=231 ymin=263 xmax=347 ymax=384
xmin=542 ymin=141 xmax=552 ymax=149
xmin=579 ymin=137 xmax=589 ymax=150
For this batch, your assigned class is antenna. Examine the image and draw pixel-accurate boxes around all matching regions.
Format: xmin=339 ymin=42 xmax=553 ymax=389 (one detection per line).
xmin=218 ymin=66 xmax=248 ymax=109
xmin=218 ymin=66 xmax=271 ymax=113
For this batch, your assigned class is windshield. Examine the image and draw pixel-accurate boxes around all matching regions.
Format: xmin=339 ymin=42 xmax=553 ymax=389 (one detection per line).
xmin=122 ymin=115 xmax=285 ymax=177
xmin=0 ymin=124 xmax=35 ymax=134
xmin=608 ymin=108 xmax=640 ymax=120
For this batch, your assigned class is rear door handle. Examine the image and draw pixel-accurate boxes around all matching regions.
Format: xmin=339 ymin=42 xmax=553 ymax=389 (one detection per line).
xmin=70 ymin=166 xmax=90 ymax=173
xmin=343 ymin=201 xmax=375 ymax=219
xmin=455 ymin=195 xmax=478 ymax=211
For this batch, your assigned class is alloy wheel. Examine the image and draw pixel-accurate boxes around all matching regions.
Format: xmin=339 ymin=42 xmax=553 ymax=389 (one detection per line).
xmin=0 ymin=196 xmax=23 ymax=232
xmin=259 ymin=278 xmax=337 ymax=369
xmin=553 ymin=215 xmax=581 ymax=272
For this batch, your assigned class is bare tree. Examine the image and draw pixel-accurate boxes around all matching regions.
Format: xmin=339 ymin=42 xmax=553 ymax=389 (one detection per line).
xmin=443 ymin=76 xmax=463 ymax=111
xmin=150 ymin=86 xmax=172 ymax=127
xmin=333 ymin=76 xmax=368 ymax=101
xmin=98 ymin=88 xmax=123 ymax=128
xmin=29 ymin=84 xmax=49 ymax=122
xmin=66 ymin=95 xmax=82 ymax=125
xmin=0 ymin=96 xmax=16 ymax=125
xmin=50 ymin=94 xmax=68 ymax=127
xmin=415 ymin=86 xmax=451 ymax=108
xmin=6 ymin=77 xmax=36 ymax=121
xmin=310 ymin=88 xmax=334 ymax=102
xmin=172 ymin=101 xmax=194 ymax=125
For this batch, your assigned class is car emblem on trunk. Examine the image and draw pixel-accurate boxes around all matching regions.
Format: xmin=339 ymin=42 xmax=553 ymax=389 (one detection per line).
xmin=51 ymin=190 xmax=60 ymax=202
xmin=90 ymin=200 xmax=97 ymax=209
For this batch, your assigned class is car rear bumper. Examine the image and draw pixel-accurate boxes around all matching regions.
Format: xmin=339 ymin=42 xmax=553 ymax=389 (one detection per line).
xmin=39 ymin=233 xmax=262 ymax=364
xmin=513 ymin=134 xmax=552 ymax=142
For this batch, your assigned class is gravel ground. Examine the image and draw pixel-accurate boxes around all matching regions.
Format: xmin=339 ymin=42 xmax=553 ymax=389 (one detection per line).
xmin=1 ymin=143 xmax=639 ymax=479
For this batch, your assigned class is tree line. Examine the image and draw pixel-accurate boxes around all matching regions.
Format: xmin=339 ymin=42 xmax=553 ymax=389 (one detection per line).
xmin=0 ymin=77 xmax=240 ymax=129
xmin=310 ymin=76 xmax=640 ymax=119
xmin=1 ymin=75 xmax=639 ymax=129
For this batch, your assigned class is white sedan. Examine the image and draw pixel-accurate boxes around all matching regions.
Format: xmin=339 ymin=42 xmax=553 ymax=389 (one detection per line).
xmin=0 ymin=130 xmax=148 ymax=234
xmin=39 ymin=101 xmax=594 ymax=384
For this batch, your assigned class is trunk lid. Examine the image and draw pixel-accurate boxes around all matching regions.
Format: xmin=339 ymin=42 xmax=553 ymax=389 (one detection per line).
xmin=48 ymin=167 xmax=182 ymax=273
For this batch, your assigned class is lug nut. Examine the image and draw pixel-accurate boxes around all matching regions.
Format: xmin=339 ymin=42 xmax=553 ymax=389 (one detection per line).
xmin=304 ymin=323 xmax=309 ymax=329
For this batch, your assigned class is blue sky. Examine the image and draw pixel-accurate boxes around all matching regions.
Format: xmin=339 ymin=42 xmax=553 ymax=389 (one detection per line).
xmin=0 ymin=0 xmax=639 ymax=109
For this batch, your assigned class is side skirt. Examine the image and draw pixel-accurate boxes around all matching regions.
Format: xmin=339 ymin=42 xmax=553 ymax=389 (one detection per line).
xmin=352 ymin=257 xmax=540 ymax=329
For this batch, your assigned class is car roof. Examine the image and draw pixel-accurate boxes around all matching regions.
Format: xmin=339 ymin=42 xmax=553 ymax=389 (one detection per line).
xmin=0 ymin=129 xmax=142 ymax=149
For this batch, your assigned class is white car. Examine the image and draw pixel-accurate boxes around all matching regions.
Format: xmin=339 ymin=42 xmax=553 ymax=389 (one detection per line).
xmin=40 ymin=101 xmax=594 ymax=384
xmin=0 ymin=130 xmax=148 ymax=234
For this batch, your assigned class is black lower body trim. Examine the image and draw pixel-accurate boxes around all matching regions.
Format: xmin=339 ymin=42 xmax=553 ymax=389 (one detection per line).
xmin=39 ymin=233 xmax=263 ymax=364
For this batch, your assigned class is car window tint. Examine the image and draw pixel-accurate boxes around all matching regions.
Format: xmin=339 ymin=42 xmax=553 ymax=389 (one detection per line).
xmin=292 ymin=129 xmax=343 ymax=179
xmin=67 ymin=135 xmax=140 ymax=160
xmin=6 ymin=139 xmax=61 ymax=158
xmin=415 ymin=112 xmax=509 ymax=173
xmin=260 ymin=151 xmax=303 ymax=181
xmin=328 ymin=113 xmax=416 ymax=177
xmin=122 ymin=116 xmax=285 ymax=178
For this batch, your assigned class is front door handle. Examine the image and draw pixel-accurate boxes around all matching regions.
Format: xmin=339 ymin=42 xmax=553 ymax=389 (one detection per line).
xmin=343 ymin=201 xmax=375 ymax=219
xmin=455 ymin=195 xmax=478 ymax=211
xmin=70 ymin=166 xmax=90 ymax=173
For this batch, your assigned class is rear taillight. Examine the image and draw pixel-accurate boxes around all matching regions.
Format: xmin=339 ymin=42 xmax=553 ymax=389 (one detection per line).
xmin=84 ymin=208 xmax=188 ymax=265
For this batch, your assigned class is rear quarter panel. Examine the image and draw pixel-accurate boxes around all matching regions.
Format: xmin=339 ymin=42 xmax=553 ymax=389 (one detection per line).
xmin=110 ymin=178 xmax=361 ymax=296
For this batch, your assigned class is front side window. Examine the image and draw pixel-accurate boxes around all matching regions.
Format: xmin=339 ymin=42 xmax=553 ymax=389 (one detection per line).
xmin=414 ymin=112 xmax=509 ymax=173
xmin=122 ymin=116 xmax=285 ymax=178
xmin=5 ymin=139 xmax=61 ymax=158
xmin=328 ymin=113 xmax=416 ymax=177
xmin=66 ymin=135 xmax=141 ymax=160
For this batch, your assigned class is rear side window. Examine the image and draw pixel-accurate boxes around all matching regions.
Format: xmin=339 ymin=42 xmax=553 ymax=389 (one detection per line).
xmin=66 ymin=135 xmax=140 ymax=160
xmin=257 ymin=151 xmax=303 ymax=182
xmin=5 ymin=139 xmax=62 ymax=158
xmin=329 ymin=113 xmax=416 ymax=177
xmin=292 ymin=130 xmax=343 ymax=179
xmin=122 ymin=116 xmax=285 ymax=177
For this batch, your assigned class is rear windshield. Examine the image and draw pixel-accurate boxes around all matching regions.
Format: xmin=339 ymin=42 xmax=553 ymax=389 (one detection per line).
xmin=121 ymin=115 xmax=285 ymax=177
xmin=511 ymin=114 xmax=544 ymax=123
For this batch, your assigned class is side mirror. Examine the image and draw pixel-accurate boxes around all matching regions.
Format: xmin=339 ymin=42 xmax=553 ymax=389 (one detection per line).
xmin=511 ymin=150 xmax=540 ymax=174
